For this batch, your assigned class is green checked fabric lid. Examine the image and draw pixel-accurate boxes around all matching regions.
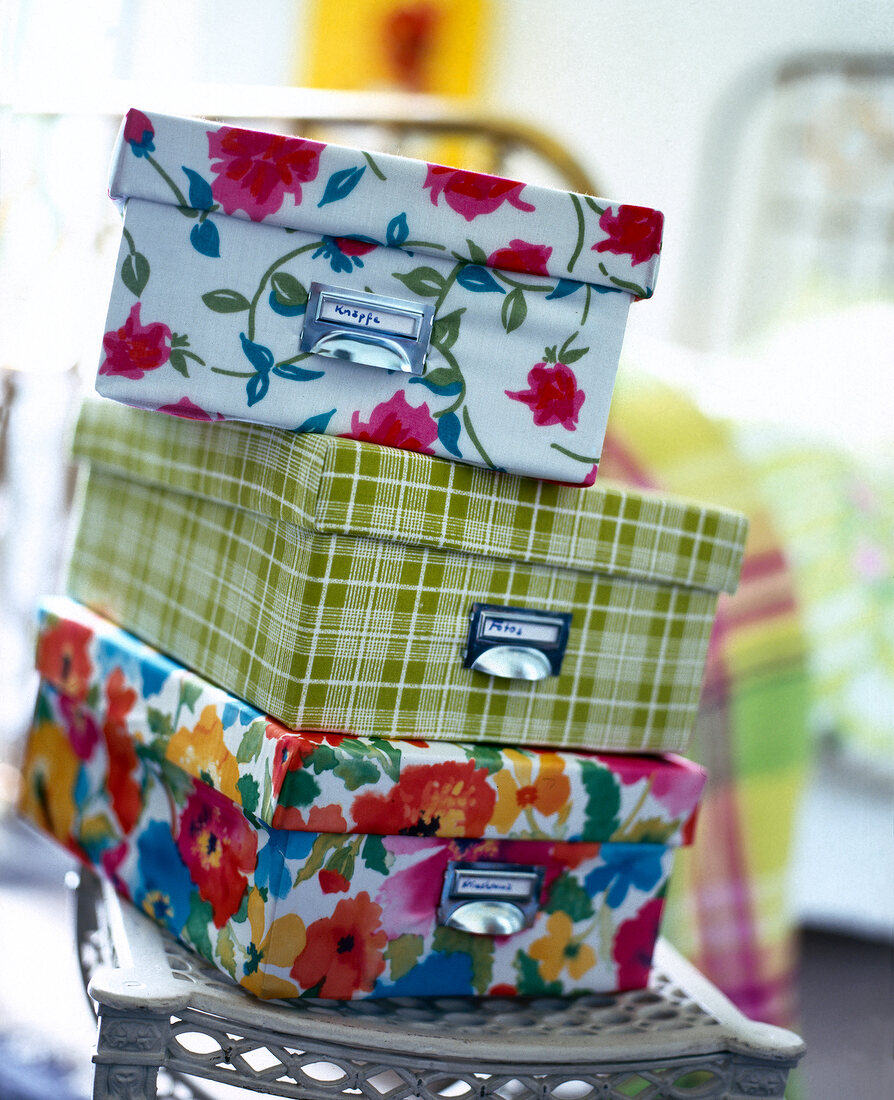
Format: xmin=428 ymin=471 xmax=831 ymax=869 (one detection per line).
xmin=73 ymin=400 xmax=747 ymax=594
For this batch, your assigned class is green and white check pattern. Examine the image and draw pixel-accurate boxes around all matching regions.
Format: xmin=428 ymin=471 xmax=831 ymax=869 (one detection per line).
xmin=68 ymin=402 xmax=747 ymax=751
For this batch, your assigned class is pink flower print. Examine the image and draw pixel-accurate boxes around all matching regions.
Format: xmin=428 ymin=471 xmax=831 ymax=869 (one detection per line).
xmin=613 ymin=896 xmax=664 ymax=990
xmin=506 ymin=362 xmax=585 ymax=430
xmin=487 ymin=239 xmax=552 ymax=276
xmin=592 ymin=205 xmax=663 ymax=267
xmin=99 ymin=303 xmax=172 ymax=380
xmin=424 ymin=165 xmax=535 ymax=221
xmin=347 ymin=391 xmax=438 ymax=454
xmin=157 ymin=397 xmax=224 ymax=421
xmin=207 ymin=126 xmax=325 ymax=221
xmin=332 ymin=236 xmax=378 ymax=258
xmin=594 ymin=754 xmax=706 ymax=820
xmin=59 ymin=694 xmax=101 ymax=761
xmin=123 ymin=109 xmax=155 ymax=157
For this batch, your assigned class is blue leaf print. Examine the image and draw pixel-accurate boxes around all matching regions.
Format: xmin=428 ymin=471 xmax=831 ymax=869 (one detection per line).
xmin=246 ymin=371 xmax=270 ymax=407
xmin=456 ymin=264 xmax=505 ymax=294
xmin=182 ymin=166 xmax=214 ymax=209
xmin=386 ymin=212 xmax=410 ymax=247
xmin=437 ymin=411 xmax=463 ymax=457
xmin=408 ymin=370 xmax=463 ymax=397
xmin=240 ymin=333 xmax=274 ymax=374
xmin=268 ymin=290 xmax=307 ymax=317
xmin=545 ymin=278 xmax=581 ymax=300
xmin=190 ymin=219 xmax=220 ymax=258
xmin=294 ymin=408 xmax=336 ymax=434
xmin=271 ymin=364 xmax=325 ymax=381
xmin=317 ymin=165 xmax=366 ymax=208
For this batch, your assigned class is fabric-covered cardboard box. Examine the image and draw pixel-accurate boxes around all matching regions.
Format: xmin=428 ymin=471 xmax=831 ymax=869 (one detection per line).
xmin=67 ymin=400 xmax=748 ymax=752
xmin=19 ymin=596 xmax=706 ymax=1000
xmin=93 ymin=108 xmax=664 ymax=484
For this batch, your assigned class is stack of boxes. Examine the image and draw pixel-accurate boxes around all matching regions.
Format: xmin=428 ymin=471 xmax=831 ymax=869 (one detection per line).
xmin=19 ymin=110 xmax=747 ymax=1001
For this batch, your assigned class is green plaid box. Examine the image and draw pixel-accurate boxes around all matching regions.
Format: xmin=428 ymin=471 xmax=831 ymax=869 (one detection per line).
xmin=67 ymin=401 xmax=747 ymax=752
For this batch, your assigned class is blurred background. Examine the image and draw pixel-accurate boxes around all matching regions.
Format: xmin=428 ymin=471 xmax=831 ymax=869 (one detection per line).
xmin=0 ymin=2 xmax=891 ymax=1098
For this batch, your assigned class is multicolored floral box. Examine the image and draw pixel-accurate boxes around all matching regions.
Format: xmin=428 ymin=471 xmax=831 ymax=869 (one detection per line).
xmin=93 ymin=108 xmax=664 ymax=484
xmin=19 ymin=596 xmax=706 ymax=1000
xmin=68 ymin=401 xmax=748 ymax=753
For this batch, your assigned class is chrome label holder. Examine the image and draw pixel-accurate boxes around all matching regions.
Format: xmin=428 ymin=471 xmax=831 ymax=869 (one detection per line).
xmin=463 ymin=604 xmax=573 ymax=680
xmin=437 ymin=861 xmax=545 ymax=936
xmin=300 ymin=281 xmax=435 ymax=375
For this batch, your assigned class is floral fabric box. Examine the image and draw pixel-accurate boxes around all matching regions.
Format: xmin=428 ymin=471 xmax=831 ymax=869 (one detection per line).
xmin=19 ymin=596 xmax=706 ymax=1000
xmin=93 ymin=108 xmax=663 ymax=484
xmin=67 ymin=400 xmax=748 ymax=753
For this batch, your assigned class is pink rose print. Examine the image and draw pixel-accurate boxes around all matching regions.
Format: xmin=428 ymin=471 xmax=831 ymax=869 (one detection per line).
xmin=613 ymin=896 xmax=664 ymax=990
xmin=99 ymin=302 xmax=172 ymax=380
xmin=157 ymin=397 xmax=224 ymax=421
xmin=424 ymin=165 xmax=535 ymax=221
xmin=207 ymin=126 xmax=326 ymax=221
xmin=123 ymin=109 xmax=155 ymax=157
xmin=347 ymin=391 xmax=438 ymax=454
xmin=487 ymin=239 xmax=552 ymax=276
xmin=592 ymin=205 xmax=663 ymax=267
xmin=506 ymin=362 xmax=585 ymax=430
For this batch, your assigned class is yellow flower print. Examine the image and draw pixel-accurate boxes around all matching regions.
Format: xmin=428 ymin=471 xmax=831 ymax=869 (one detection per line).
xmin=239 ymin=887 xmax=307 ymax=1000
xmin=19 ymin=719 xmax=82 ymax=844
xmin=166 ymin=705 xmax=241 ymax=803
xmin=490 ymin=748 xmax=572 ymax=835
xmin=527 ymin=911 xmax=597 ymax=983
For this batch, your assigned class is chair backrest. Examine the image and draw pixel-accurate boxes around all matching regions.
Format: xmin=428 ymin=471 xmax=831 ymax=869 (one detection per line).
xmin=674 ymin=51 xmax=894 ymax=351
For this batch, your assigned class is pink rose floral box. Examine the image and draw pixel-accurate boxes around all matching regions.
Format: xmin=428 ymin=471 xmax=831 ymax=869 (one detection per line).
xmin=93 ymin=108 xmax=663 ymax=484
xmin=19 ymin=596 xmax=706 ymax=1001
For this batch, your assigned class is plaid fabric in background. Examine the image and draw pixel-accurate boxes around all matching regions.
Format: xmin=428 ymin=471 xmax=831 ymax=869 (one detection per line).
xmin=600 ymin=371 xmax=811 ymax=1031
xmin=67 ymin=402 xmax=746 ymax=753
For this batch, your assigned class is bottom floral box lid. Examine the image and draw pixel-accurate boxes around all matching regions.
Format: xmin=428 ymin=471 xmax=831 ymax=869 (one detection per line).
xmin=18 ymin=596 xmax=707 ymax=1000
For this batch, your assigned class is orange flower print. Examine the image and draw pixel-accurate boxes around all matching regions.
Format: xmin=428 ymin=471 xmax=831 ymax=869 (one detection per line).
xmin=19 ymin=718 xmax=82 ymax=847
xmin=490 ymin=748 xmax=571 ymax=835
xmin=166 ymin=704 xmax=240 ymax=803
xmin=240 ymin=887 xmax=306 ymax=1000
xmin=350 ymin=760 xmax=496 ymax=837
xmin=290 ymin=892 xmax=387 ymax=997
xmin=36 ymin=618 xmax=93 ymax=702
xmin=528 ymin=911 xmax=597 ymax=983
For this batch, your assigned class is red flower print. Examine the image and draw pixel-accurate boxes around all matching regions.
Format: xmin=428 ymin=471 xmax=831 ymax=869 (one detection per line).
xmin=36 ymin=618 xmax=93 ymax=702
xmin=123 ymin=109 xmax=155 ymax=157
xmin=102 ymin=668 xmax=142 ymax=835
xmin=613 ymin=896 xmax=664 ymax=990
xmin=333 ymin=236 xmax=378 ymax=257
xmin=351 ymin=760 xmax=496 ymax=837
xmin=207 ymin=126 xmax=325 ymax=221
xmin=592 ymin=205 xmax=663 ymax=267
xmin=157 ymin=397 xmax=223 ymax=421
xmin=487 ymin=239 xmax=552 ymax=276
xmin=264 ymin=725 xmax=347 ymax=800
xmin=290 ymin=892 xmax=387 ymax=997
xmin=347 ymin=391 xmax=438 ymax=454
xmin=424 ymin=165 xmax=535 ymax=222
xmin=506 ymin=362 xmax=586 ymax=430
xmin=319 ymin=869 xmax=351 ymax=894
xmin=176 ymin=781 xmax=258 ymax=927
xmin=99 ymin=302 xmax=172 ymax=380
xmin=271 ymin=802 xmax=348 ymax=833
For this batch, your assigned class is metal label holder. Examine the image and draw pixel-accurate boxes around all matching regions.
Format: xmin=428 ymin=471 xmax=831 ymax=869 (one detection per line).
xmin=300 ymin=281 xmax=435 ymax=375
xmin=437 ymin=861 xmax=546 ymax=936
xmin=463 ymin=604 xmax=573 ymax=680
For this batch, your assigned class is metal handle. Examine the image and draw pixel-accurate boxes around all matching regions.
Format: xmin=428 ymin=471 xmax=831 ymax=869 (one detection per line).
xmin=305 ymin=330 xmax=414 ymax=372
xmin=444 ymin=900 xmax=527 ymax=936
xmin=469 ymin=645 xmax=552 ymax=681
